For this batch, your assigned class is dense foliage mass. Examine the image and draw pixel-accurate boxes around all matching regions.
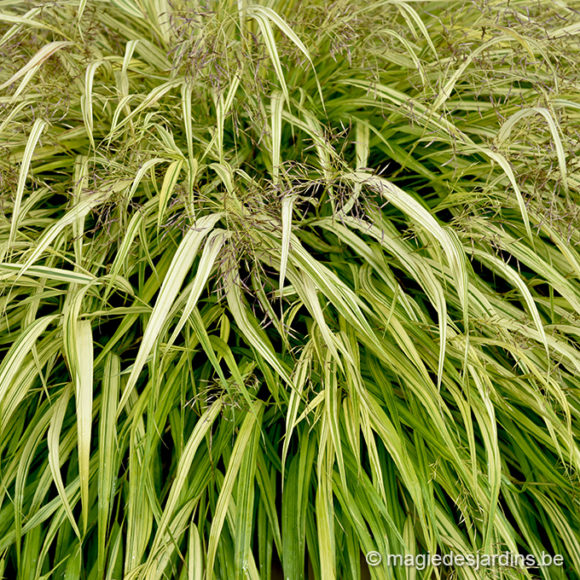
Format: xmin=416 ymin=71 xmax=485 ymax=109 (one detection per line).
xmin=0 ymin=0 xmax=579 ymax=578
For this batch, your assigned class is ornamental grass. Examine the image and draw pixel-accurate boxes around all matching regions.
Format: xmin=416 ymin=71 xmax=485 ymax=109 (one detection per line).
xmin=0 ymin=1 xmax=579 ymax=578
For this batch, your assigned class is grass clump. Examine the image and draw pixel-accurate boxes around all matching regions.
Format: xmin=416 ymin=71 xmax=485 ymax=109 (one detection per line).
xmin=0 ymin=0 xmax=579 ymax=578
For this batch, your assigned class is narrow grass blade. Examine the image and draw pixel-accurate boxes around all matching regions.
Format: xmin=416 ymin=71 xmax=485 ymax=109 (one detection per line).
xmin=8 ymin=119 xmax=46 ymax=248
